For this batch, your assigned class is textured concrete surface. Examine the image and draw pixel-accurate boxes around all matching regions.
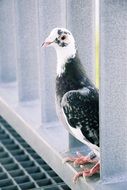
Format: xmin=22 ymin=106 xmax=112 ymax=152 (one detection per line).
xmin=100 ymin=0 xmax=127 ymax=183
xmin=15 ymin=0 xmax=39 ymax=101
xmin=67 ymin=0 xmax=96 ymax=82
xmin=38 ymin=0 xmax=66 ymax=123
xmin=0 ymin=0 xmax=17 ymax=82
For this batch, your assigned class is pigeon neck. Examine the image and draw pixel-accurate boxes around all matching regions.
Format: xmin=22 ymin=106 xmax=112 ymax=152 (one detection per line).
xmin=56 ymin=44 xmax=76 ymax=76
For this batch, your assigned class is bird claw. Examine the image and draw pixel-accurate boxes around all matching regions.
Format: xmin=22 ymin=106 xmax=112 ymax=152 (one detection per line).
xmin=73 ymin=171 xmax=85 ymax=183
xmin=83 ymin=162 xmax=100 ymax=177
xmin=63 ymin=151 xmax=97 ymax=166
xmin=73 ymin=162 xmax=100 ymax=183
xmin=63 ymin=152 xmax=99 ymax=182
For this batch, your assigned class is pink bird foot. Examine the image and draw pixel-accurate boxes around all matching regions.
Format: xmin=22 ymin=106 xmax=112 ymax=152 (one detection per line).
xmin=63 ymin=151 xmax=97 ymax=167
xmin=73 ymin=161 xmax=100 ymax=183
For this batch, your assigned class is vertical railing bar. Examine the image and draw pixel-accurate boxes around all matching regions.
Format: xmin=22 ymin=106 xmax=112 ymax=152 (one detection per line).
xmin=39 ymin=0 xmax=66 ymax=123
xmin=15 ymin=0 xmax=39 ymax=102
xmin=66 ymin=0 xmax=96 ymax=149
xmin=100 ymin=0 xmax=127 ymax=182
xmin=0 ymin=0 xmax=17 ymax=83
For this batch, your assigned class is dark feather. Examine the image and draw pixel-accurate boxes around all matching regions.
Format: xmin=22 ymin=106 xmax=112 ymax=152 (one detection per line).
xmin=61 ymin=87 xmax=99 ymax=146
xmin=56 ymin=54 xmax=99 ymax=147
xmin=56 ymin=53 xmax=94 ymax=103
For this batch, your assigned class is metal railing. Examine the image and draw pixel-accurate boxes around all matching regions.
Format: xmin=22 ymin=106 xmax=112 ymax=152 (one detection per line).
xmin=0 ymin=0 xmax=127 ymax=189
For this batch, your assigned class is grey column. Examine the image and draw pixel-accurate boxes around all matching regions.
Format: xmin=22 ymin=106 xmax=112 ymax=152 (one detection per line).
xmin=15 ymin=0 xmax=39 ymax=102
xmin=67 ymin=0 xmax=95 ymax=82
xmin=100 ymin=0 xmax=127 ymax=182
xmin=0 ymin=0 xmax=16 ymax=83
xmin=38 ymin=0 xmax=66 ymax=123
xmin=67 ymin=0 xmax=96 ymax=149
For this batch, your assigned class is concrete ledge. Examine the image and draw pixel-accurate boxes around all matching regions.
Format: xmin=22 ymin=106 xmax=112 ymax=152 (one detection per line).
xmin=0 ymin=82 xmax=100 ymax=190
xmin=1 ymin=83 xmax=127 ymax=189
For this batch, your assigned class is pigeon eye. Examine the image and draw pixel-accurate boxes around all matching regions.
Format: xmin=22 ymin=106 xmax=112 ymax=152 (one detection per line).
xmin=61 ymin=35 xmax=66 ymax=40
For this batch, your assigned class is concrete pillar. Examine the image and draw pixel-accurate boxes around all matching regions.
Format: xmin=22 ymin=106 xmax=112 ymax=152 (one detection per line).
xmin=0 ymin=0 xmax=16 ymax=83
xmin=67 ymin=0 xmax=95 ymax=82
xmin=38 ymin=0 xmax=66 ymax=123
xmin=100 ymin=0 xmax=127 ymax=182
xmin=67 ymin=0 xmax=96 ymax=149
xmin=15 ymin=0 xmax=39 ymax=102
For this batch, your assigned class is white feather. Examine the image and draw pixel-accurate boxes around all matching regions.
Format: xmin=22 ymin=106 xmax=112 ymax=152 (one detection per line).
xmin=56 ymin=43 xmax=76 ymax=76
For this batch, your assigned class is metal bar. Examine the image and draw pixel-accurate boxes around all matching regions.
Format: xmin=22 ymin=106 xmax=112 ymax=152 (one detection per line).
xmin=0 ymin=142 xmax=38 ymax=189
xmin=0 ymin=122 xmax=64 ymax=188
xmin=0 ymin=162 xmax=20 ymax=190
xmin=0 ymin=0 xmax=16 ymax=83
xmin=0 ymin=119 xmax=71 ymax=190
xmin=100 ymin=0 xmax=127 ymax=183
xmin=15 ymin=0 xmax=39 ymax=102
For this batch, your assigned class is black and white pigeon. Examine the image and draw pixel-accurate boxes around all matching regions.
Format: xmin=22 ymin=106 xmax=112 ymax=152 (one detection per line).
xmin=42 ymin=28 xmax=100 ymax=181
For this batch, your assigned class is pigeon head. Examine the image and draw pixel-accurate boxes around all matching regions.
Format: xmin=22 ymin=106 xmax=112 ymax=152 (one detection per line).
xmin=42 ymin=28 xmax=77 ymax=76
xmin=42 ymin=28 xmax=75 ymax=49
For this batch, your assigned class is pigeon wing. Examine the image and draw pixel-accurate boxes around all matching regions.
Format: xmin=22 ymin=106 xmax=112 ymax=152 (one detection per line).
xmin=61 ymin=87 xmax=99 ymax=146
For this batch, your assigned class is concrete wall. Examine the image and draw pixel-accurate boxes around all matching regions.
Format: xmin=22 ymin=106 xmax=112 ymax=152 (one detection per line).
xmin=100 ymin=0 xmax=127 ymax=182
xmin=15 ymin=0 xmax=39 ymax=101
xmin=0 ymin=0 xmax=17 ymax=83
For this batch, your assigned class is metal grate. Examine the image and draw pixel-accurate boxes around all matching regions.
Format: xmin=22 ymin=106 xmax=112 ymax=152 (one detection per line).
xmin=0 ymin=116 xmax=71 ymax=190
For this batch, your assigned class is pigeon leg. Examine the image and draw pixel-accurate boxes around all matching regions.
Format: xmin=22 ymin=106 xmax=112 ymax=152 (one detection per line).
xmin=83 ymin=161 xmax=100 ymax=176
xmin=73 ymin=161 xmax=100 ymax=183
xmin=63 ymin=151 xmax=97 ymax=167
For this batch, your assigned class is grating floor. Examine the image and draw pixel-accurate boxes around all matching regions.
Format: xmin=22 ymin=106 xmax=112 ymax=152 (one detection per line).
xmin=0 ymin=116 xmax=71 ymax=190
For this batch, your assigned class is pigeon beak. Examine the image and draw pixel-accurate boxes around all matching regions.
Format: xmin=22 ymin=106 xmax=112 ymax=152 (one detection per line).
xmin=41 ymin=41 xmax=53 ymax=48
